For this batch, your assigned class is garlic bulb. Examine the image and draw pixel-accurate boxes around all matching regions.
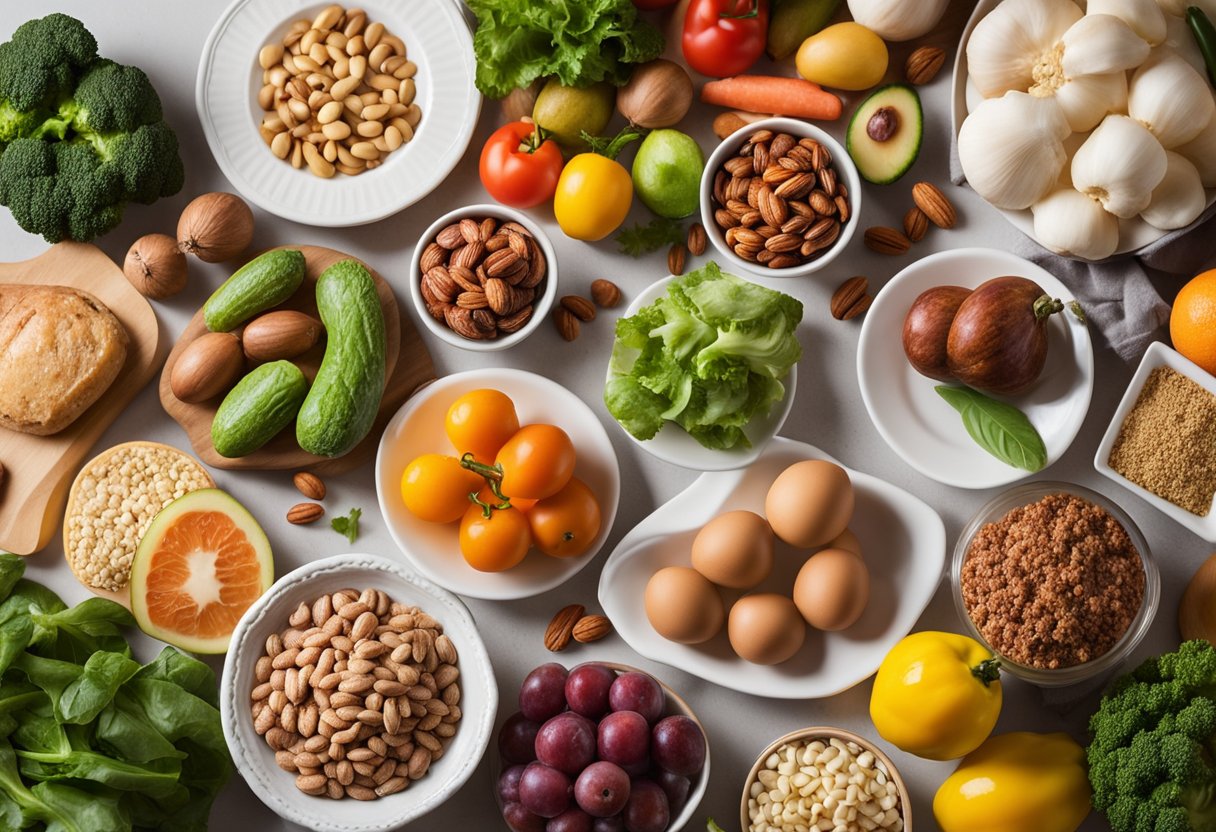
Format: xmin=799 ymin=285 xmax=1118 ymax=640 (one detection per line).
xmin=1061 ymin=15 xmax=1150 ymax=74
xmin=1128 ymin=50 xmax=1216 ymax=147
xmin=1032 ymin=188 xmax=1120 ymax=259
xmin=846 ymin=0 xmax=950 ymax=41
xmin=1174 ymin=110 xmax=1216 ymax=187
xmin=1087 ymin=0 xmax=1166 ymax=43
xmin=959 ymin=92 xmax=1071 ymax=209
xmin=967 ymin=0 xmax=1082 ymax=97
xmin=1141 ymin=151 xmax=1207 ymax=229
xmin=1072 ymin=115 xmax=1168 ymax=217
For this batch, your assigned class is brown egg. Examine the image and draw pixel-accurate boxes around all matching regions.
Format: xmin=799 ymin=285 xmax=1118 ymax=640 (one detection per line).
xmin=645 ymin=567 xmax=725 ymax=644
xmin=765 ymin=460 xmax=854 ymax=548
xmin=793 ymin=548 xmax=870 ymax=631
xmin=690 ymin=510 xmax=774 ymax=589
xmin=826 ymin=528 xmax=862 ymax=558
xmin=727 ymin=593 xmax=806 ymax=665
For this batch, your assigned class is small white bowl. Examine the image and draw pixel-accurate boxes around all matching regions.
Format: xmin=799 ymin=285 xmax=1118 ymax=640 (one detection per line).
xmin=220 ymin=553 xmax=498 ymax=832
xmin=408 ymin=204 xmax=558 ymax=352
xmin=699 ymin=117 xmax=862 ymax=278
xmin=375 ymin=368 xmax=621 ymax=600
xmin=1095 ymin=341 xmax=1216 ymax=542
xmin=604 ymin=275 xmax=797 ymax=472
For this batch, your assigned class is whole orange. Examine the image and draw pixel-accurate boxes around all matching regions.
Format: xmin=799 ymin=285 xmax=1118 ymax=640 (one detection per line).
xmin=1171 ymin=269 xmax=1216 ymax=375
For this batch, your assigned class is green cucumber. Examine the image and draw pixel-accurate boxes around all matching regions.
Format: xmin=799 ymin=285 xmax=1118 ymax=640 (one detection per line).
xmin=846 ymin=84 xmax=923 ymax=185
xmin=203 ymin=249 xmax=306 ymax=332
xmin=767 ymin=0 xmax=841 ymax=61
xmin=295 ymin=260 xmax=386 ymax=458
xmin=211 ymin=360 xmax=308 ymax=457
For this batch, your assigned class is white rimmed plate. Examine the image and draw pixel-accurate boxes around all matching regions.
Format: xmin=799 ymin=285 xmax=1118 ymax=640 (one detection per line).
xmin=375 ymin=369 xmax=621 ymax=600
xmin=220 ymin=553 xmax=498 ymax=832
xmin=857 ymin=248 xmax=1094 ymax=490
xmin=598 ymin=437 xmax=945 ymax=699
xmin=197 ymin=0 xmax=480 ymax=226
xmin=604 ymin=275 xmax=797 ymax=472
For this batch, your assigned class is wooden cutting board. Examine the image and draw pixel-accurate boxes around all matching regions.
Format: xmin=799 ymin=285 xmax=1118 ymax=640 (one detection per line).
xmin=160 ymin=245 xmax=434 ymax=474
xmin=0 ymin=242 xmax=166 ymax=555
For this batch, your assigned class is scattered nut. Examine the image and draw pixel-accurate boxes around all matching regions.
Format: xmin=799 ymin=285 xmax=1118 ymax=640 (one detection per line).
xmin=903 ymin=207 xmax=929 ymax=243
xmin=668 ymin=242 xmax=687 ymax=276
xmin=905 ymin=46 xmax=947 ymax=86
xmin=590 ymin=279 xmax=622 ymax=308
xmin=544 ymin=604 xmax=585 ymax=652
xmin=686 ymin=222 xmax=707 ymax=257
xmin=830 ymin=276 xmax=873 ymax=321
xmin=287 ymin=503 xmax=325 ymax=524
xmin=293 ymin=472 xmax=327 ymax=501
xmin=553 ymin=307 xmax=580 ymax=341
xmin=124 ymin=233 xmax=188 ymax=299
xmin=572 ymin=615 xmax=613 ymax=644
xmin=560 ymin=295 xmax=597 ymax=322
xmin=864 ymin=226 xmax=912 ymax=256
xmin=912 ymin=182 xmax=957 ymax=229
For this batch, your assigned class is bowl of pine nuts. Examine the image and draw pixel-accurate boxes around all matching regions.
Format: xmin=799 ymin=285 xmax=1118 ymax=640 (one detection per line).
xmin=220 ymin=552 xmax=498 ymax=832
xmin=197 ymin=0 xmax=480 ymax=226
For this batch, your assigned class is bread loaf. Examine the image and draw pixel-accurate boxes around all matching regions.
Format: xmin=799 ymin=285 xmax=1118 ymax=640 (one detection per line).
xmin=0 ymin=285 xmax=129 ymax=435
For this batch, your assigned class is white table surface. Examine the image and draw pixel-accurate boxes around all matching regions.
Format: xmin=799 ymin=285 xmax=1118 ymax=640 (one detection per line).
xmin=2 ymin=3 xmax=1207 ymax=831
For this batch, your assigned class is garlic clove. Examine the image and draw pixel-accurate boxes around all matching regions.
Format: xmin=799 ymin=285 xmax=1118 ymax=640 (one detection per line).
xmin=967 ymin=0 xmax=1083 ymax=98
xmin=1163 ymin=13 xmax=1209 ymax=74
xmin=1053 ymin=70 xmax=1128 ymax=132
xmin=959 ymin=91 xmax=1071 ymax=210
xmin=1140 ymin=151 xmax=1207 ymax=230
xmin=1087 ymin=0 xmax=1167 ymax=44
xmin=1174 ymin=109 xmax=1216 ymax=187
xmin=1072 ymin=115 xmax=1168 ymax=217
xmin=846 ymin=0 xmax=950 ymax=41
xmin=1061 ymin=14 xmax=1151 ymax=75
xmin=1128 ymin=49 xmax=1216 ymax=147
xmin=1032 ymin=188 xmax=1121 ymax=260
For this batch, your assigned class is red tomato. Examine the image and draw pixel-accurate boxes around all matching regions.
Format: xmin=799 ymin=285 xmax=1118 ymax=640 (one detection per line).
xmin=633 ymin=0 xmax=681 ymax=8
xmin=682 ymin=0 xmax=769 ymax=78
xmin=478 ymin=121 xmax=564 ymax=208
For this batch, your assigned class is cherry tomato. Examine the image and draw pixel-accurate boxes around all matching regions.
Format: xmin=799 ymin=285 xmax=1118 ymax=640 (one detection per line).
xmin=682 ymin=0 xmax=769 ymax=78
xmin=479 ymin=121 xmax=565 ymax=208
xmin=400 ymin=454 xmax=484 ymax=524
xmin=528 ymin=477 xmax=602 ymax=558
xmin=445 ymin=388 xmax=520 ymax=462
xmin=553 ymin=153 xmax=633 ymax=241
xmin=495 ymin=424 xmax=577 ymax=501
xmin=459 ymin=503 xmax=531 ymax=572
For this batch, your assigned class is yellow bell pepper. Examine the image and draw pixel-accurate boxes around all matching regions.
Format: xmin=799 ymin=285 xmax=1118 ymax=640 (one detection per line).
xmin=869 ymin=631 xmax=1001 ymax=760
xmin=933 ymin=732 xmax=1092 ymax=832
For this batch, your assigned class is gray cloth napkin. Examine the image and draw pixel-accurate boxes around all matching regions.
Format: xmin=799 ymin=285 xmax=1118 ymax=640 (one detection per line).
xmin=950 ymin=148 xmax=1216 ymax=363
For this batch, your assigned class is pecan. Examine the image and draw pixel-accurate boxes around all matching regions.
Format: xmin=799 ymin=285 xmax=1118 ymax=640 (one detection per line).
xmin=830 ymin=276 xmax=872 ymax=321
xmin=287 ymin=503 xmax=324 ymax=525
xmin=687 ymin=223 xmax=707 ymax=257
xmin=561 ymin=295 xmax=596 ymax=322
xmin=544 ymin=604 xmax=585 ymax=652
xmin=903 ymin=207 xmax=929 ymax=242
xmin=553 ymin=307 xmax=579 ymax=341
xmin=591 ymin=279 xmax=622 ymax=308
xmin=293 ymin=472 xmax=326 ymax=501
xmin=668 ymin=242 xmax=687 ymax=276
xmin=912 ymin=182 xmax=957 ymax=229
xmin=906 ymin=46 xmax=947 ymax=86
xmin=864 ymin=226 xmax=912 ymax=256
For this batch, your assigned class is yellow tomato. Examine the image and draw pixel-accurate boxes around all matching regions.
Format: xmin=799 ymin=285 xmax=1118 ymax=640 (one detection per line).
xmin=554 ymin=153 xmax=633 ymax=241
xmin=445 ymin=388 xmax=519 ymax=462
xmin=400 ymin=454 xmax=484 ymax=524
xmin=796 ymin=22 xmax=889 ymax=91
xmin=459 ymin=503 xmax=531 ymax=572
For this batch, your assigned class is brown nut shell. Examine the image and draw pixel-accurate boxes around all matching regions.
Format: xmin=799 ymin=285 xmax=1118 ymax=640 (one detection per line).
xmin=170 ymin=332 xmax=245 ymax=403
xmin=243 ymin=310 xmax=324 ymax=361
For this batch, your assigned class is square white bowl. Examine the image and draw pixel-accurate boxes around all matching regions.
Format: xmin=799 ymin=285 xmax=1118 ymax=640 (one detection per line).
xmin=1094 ymin=341 xmax=1216 ymax=542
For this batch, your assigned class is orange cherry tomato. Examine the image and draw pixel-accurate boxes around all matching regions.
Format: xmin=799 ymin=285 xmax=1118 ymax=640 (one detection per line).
xmin=495 ymin=424 xmax=576 ymax=501
xmin=400 ymin=454 xmax=483 ymax=524
xmin=528 ymin=477 xmax=602 ymax=558
xmin=445 ymin=389 xmax=520 ymax=462
xmin=459 ymin=503 xmax=531 ymax=572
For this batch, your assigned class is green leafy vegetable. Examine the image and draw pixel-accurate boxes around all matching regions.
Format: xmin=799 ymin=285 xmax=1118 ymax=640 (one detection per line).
xmin=707 ymin=819 xmax=728 ymax=832
xmin=467 ymin=0 xmax=664 ymax=99
xmin=935 ymin=385 xmax=1047 ymax=471
xmin=605 ymin=262 xmax=802 ymax=450
xmin=616 ymin=217 xmax=686 ymax=257
xmin=332 ymin=507 xmax=362 ymax=543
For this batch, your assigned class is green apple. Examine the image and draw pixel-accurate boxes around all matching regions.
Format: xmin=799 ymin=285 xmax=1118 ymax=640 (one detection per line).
xmin=532 ymin=79 xmax=615 ymax=150
xmin=631 ymin=129 xmax=704 ymax=219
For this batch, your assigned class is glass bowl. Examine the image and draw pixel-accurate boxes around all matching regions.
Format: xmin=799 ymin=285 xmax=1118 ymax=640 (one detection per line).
xmin=950 ymin=481 xmax=1159 ymax=687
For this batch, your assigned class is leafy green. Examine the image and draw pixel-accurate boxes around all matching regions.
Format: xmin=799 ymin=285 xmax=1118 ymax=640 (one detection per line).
xmin=332 ymin=507 xmax=362 ymax=543
xmin=616 ymin=217 xmax=685 ymax=257
xmin=935 ymin=386 xmax=1047 ymax=471
xmin=467 ymin=0 xmax=664 ymax=99
xmin=605 ymin=262 xmax=803 ymax=450
xmin=707 ymin=820 xmax=727 ymax=832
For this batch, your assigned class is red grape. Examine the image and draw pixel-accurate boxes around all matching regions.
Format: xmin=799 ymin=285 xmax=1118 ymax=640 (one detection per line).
xmin=499 ymin=712 xmax=541 ymax=764
xmin=504 ymin=801 xmax=547 ymax=832
xmin=521 ymin=663 xmax=570 ymax=723
xmin=597 ymin=710 xmax=650 ymax=768
xmin=547 ymin=807 xmax=594 ymax=832
xmin=575 ymin=761 xmax=631 ymax=818
xmin=520 ymin=762 xmax=574 ymax=819
xmin=566 ymin=663 xmax=617 ymax=720
xmin=500 ymin=763 xmax=527 ymax=805
xmin=536 ymin=712 xmax=597 ymax=775
xmin=593 ymin=818 xmax=625 ymax=832
xmin=623 ymin=779 xmax=669 ymax=832
xmin=609 ymin=672 xmax=664 ymax=724
xmin=653 ymin=770 xmax=690 ymax=815
xmin=651 ymin=715 xmax=706 ymax=777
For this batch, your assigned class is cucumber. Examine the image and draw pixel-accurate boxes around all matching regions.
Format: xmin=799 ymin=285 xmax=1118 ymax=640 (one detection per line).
xmin=295 ymin=260 xmax=386 ymax=458
xmin=203 ymin=249 xmax=306 ymax=332
xmin=211 ymin=360 xmax=308 ymax=458
xmin=768 ymin=0 xmax=841 ymax=61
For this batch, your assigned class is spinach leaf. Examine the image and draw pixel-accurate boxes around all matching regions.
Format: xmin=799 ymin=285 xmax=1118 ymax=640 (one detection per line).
xmin=0 ymin=556 xmax=24 ymax=605
xmin=0 ymin=617 xmax=32 ymax=679
xmin=35 ymin=780 xmax=129 ymax=832
xmin=15 ymin=652 xmax=140 ymax=725
xmin=18 ymin=751 xmax=184 ymax=801
xmin=935 ymin=385 xmax=1048 ymax=472
xmin=136 ymin=648 xmax=219 ymax=709
xmin=95 ymin=694 xmax=185 ymax=764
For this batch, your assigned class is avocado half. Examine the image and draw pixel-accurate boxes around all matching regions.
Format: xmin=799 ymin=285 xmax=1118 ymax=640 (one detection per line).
xmin=846 ymin=84 xmax=923 ymax=185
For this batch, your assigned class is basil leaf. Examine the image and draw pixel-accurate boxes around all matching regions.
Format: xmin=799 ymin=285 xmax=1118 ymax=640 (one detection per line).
xmin=935 ymin=386 xmax=1047 ymax=472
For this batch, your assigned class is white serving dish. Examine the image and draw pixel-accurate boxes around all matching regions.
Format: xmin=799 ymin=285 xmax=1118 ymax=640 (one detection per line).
xmin=197 ymin=0 xmax=480 ymax=226
xmin=857 ymin=247 xmax=1094 ymax=490
xmin=1095 ymin=341 xmax=1216 ymax=542
xmin=597 ymin=437 xmax=945 ymax=699
xmin=220 ymin=553 xmax=498 ymax=832
xmin=604 ymin=275 xmax=797 ymax=472
xmin=375 ymin=368 xmax=621 ymax=600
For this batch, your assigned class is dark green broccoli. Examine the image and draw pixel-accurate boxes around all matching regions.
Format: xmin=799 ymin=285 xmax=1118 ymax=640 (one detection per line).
xmin=1088 ymin=640 xmax=1216 ymax=832
xmin=0 ymin=13 xmax=183 ymax=242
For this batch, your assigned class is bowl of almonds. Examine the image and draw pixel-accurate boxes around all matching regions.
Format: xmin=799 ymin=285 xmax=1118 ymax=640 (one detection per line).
xmin=220 ymin=552 xmax=498 ymax=832
xmin=701 ymin=117 xmax=862 ymax=278
xmin=409 ymin=204 xmax=558 ymax=351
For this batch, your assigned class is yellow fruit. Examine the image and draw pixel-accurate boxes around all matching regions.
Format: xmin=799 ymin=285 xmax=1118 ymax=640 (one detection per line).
xmin=1171 ymin=269 xmax=1216 ymax=375
xmin=796 ymin=22 xmax=889 ymax=91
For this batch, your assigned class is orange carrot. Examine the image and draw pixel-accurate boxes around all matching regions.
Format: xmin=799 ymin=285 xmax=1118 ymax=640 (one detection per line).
xmin=700 ymin=76 xmax=843 ymax=121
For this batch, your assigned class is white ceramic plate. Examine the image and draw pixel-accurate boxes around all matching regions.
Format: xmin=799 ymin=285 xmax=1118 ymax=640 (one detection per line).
xmin=857 ymin=248 xmax=1094 ymax=490
xmin=598 ymin=437 xmax=945 ymax=700
xmin=197 ymin=0 xmax=480 ymax=226
xmin=1095 ymin=341 xmax=1216 ymax=542
xmin=220 ymin=553 xmax=498 ymax=832
xmin=375 ymin=369 xmax=621 ymax=600
xmin=604 ymin=275 xmax=797 ymax=472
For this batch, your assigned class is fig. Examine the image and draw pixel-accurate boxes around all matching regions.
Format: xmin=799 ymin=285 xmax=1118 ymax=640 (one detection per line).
xmin=946 ymin=276 xmax=1064 ymax=395
xmin=902 ymin=286 xmax=972 ymax=381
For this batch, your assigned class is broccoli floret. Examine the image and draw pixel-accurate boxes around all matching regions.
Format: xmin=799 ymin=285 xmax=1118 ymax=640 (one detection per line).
xmin=1088 ymin=640 xmax=1216 ymax=832
xmin=0 ymin=13 xmax=96 ymax=112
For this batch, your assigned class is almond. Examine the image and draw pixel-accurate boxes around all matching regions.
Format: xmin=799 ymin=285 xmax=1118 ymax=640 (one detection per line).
xmin=544 ymin=604 xmax=584 ymax=652
xmin=590 ymin=279 xmax=622 ymax=308
xmin=293 ymin=471 xmax=326 ymax=501
xmin=553 ymin=307 xmax=579 ymax=341
xmin=419 ymin=242 xmax=445 ymax=273
xmin=831 ymin=276 xmax=871 ymax=321
xmin=668 ymin=242 xmax=687 ymax=276
xmin=572 ymin=615 xmax=613 ymax=644
xmin=561 ymin=295 xmax=596 ymax=322
xmin=287 ymin=503 xmax=324 ymax=525
xmin=864 ymin=226 xmax=912 ymax=256
xmin=444 ymin=305 xmax=483 ymax=340
xmin=243 ymin=310 xmax=324 ymax=362
xmin=912 ymin=182 xmax=957 ymax=229
xmin=903 ymin=207 xmax=929 ymax=242
xmin=906 ymin=46 xmax=947 ymax=86
xmin=435 ymin=224 xmax=464 ymax=249
xmin=686 ymin=223 xmax=707 ymax=257
xmin=483 ymin=248 xmax=520 ymax=278
xmin=497 ymin=305 xmax=533 ymax=333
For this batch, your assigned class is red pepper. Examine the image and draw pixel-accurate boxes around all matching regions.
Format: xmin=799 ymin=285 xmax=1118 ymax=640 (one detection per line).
xmin=682 ymin=0 xmax=769 ymax=78
xmin=478 ymin=121 xmax=564 ymax=209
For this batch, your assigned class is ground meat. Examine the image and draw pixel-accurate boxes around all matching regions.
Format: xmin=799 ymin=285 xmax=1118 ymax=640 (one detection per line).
xmin=961 ymin=493 xmax=1145 ymax=670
